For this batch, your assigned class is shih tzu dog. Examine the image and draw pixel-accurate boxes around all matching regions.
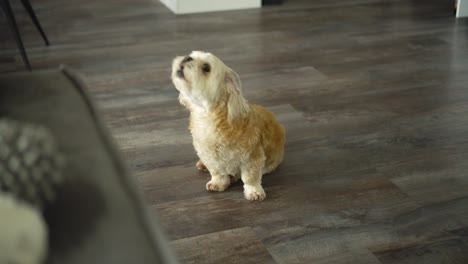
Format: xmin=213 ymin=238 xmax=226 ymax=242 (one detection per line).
xmin=171 ymin=51 xmax=285 ymax=201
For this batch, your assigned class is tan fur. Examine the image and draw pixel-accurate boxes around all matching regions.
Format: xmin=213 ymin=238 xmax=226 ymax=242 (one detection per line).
xmin=171 ymin=51 xmax=285 ymax=201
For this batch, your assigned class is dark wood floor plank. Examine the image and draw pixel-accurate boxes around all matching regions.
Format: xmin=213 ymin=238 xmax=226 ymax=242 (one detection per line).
xmin=255 ymin=197 xmax=468 ymax=263
xmin=450 ymin=227 xmax=468 ymax=247
xmin=170 ymin=227 xmax=277 ymax=264
xmin=152 ymin=175 xmax=419 ymax=241
xmin=375 ymin=239 xmax=468 ymax=264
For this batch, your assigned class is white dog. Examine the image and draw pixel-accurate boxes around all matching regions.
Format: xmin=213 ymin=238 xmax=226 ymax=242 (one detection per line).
xmin=171 ymin=51 xmax=285 ymax=201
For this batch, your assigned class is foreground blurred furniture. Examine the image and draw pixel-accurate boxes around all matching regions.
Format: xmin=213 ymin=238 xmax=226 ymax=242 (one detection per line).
xmin=0 ymin=0 xmax=50 ymax=71
xmin=0 ymin=67 xmax=178 ymax=264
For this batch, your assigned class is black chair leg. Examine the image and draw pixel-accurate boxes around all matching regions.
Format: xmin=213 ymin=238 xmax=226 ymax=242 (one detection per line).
xmin=1 ymin=0 xmax=32 ymax=71
xmin=20 ymin=0 xmax=49 ymax=45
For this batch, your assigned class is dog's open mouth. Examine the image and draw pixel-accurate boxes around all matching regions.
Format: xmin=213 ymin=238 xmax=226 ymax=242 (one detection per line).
xmin=176 ymin=68 xmax=185 ymax=79
xmin=176 ymin=59 xmax=187 ymax=79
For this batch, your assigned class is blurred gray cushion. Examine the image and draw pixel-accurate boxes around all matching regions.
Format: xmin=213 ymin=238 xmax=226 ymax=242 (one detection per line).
xmin=0 ymin=67 xmax=177 ymax=264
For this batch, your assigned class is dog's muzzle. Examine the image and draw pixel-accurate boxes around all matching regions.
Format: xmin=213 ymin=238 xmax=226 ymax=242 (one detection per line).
xmin=176 ymin=56 xmax=193 ymax=79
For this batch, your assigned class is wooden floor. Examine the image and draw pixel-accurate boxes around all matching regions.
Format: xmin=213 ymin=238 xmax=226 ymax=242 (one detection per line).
xmin=2 ymin=0 xmax=468 ymax=263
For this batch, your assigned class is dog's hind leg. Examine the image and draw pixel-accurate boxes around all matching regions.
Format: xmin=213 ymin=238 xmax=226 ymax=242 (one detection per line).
xmin=206 ymin=170 xmax=231 ymax=192
xmin=229 ymin=174 xmax=240 ymax=183
xmin=196 ymin=160 xmax=208 ymax=172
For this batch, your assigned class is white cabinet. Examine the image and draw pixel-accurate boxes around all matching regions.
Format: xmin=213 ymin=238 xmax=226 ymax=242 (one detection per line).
xmin=160 ymin=0 xmax=261 ymax=14
xmin=457 ymin=0 xmax=468 ymax=17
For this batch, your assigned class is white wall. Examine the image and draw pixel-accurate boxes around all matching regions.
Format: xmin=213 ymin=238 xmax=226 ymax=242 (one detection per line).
xmin=160 ymin=0 xmax=261 ymax=14
xmin=457 ymin=0 xmax=468 ymax=17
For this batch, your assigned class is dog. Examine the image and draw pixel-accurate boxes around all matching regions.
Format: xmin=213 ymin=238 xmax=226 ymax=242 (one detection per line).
xmin=171 ymin=51 xmax=285 ymax=201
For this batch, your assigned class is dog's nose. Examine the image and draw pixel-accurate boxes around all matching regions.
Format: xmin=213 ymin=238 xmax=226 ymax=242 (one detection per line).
xmin=182 ymin=56 xmax=193 ymax=63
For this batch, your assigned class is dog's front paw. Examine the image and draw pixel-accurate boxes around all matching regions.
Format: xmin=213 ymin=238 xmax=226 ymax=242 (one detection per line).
xmin=244 ymin=185 xmax=266 ymax=201
xmin=206 ymin=179 xmax=230 ymax=192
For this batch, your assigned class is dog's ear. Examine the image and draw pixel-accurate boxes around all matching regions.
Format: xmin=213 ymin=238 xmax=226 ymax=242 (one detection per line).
xmin=224 ymin=67 xmax=250 ymax=123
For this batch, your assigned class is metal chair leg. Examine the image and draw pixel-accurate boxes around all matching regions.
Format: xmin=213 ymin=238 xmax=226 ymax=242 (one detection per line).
xmin=20 ymin=0 xmax=49 ymax=45
xmin=1 ymin=0 xmax=32 ymax=71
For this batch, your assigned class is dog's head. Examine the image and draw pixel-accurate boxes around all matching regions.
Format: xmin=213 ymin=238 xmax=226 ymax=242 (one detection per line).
xmin=171 ymin=51 xmax=249 ymax=123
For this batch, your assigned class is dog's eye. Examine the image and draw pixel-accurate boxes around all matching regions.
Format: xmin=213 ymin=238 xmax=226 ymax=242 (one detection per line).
xmin=202 ymin=63 xmax=211 ymax=73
